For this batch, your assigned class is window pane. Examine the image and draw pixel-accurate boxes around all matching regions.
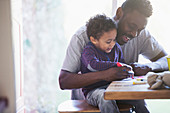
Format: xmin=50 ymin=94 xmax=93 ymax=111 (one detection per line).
xmin=23 ymin=0 xmax=112 ymax=112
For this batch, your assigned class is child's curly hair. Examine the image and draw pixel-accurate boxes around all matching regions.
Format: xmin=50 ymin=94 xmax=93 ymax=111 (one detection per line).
xmin=86 ymin=14 xmax=117 ymax=40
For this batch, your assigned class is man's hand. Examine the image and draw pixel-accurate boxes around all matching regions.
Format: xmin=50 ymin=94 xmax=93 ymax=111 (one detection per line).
xmin=103 ymin=66 xmax=132 ymax=81
xmin=130 ymin=62 xmax=152 ymax=76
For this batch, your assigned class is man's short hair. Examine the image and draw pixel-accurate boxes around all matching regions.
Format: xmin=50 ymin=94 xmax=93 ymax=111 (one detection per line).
xmin=121 ymin=0 xmax=153 ymax=17
xmin=86 ymin=14 xmax=117 ymax=40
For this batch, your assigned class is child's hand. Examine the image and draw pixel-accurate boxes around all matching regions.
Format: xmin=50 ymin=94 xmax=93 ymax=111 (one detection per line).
xmin=117 ymin=62 xmax=134 ymax=78
xmin=122 ymin=64 xmax=134 ymax=78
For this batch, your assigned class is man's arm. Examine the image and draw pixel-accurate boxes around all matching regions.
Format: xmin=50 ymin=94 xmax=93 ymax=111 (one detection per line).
xmin=130 ymin=29 xmax=168 ymax=76
xmin=131 ymin=50 xmax=168 ymax=76
xmin=147 ymin=50 xmax=168 ymax=72
xmin=150 ymin=50 xmax=167 ymax=62
xmin=59 ymin=66 xmax=131 ymax=90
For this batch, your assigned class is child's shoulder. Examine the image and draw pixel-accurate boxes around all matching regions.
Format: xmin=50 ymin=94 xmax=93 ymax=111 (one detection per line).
xmin=115 ymin=42 xmax=121 ymax=49
xmin=84 ymin=42 xmax=95 ymax=49
xmin=82 ymin=42 xmax=97 ymax=53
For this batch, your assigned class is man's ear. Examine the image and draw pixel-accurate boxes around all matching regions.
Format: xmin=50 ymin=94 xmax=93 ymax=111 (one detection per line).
xmin=114 ymin=7 xmax=124 ymax=21
xmin=90 ymin=36 xmax=97 ymax=44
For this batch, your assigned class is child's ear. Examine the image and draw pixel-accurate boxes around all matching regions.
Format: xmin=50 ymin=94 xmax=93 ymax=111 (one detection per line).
xmin=90 ymin=36 xmax=97 ymax=44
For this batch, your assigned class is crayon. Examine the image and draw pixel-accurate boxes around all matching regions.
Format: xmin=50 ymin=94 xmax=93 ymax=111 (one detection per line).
xmin=133 ymin=81 xmax=147 ymax=85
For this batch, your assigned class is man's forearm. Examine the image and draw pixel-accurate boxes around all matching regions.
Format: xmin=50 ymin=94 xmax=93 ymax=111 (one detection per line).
xmin=59 ymin=67 xmax=131 ymax=90
xmin=146 ymin=57 xmax=169 ymax=72
xmin=59 ymin=70 xmax=104 ymax=90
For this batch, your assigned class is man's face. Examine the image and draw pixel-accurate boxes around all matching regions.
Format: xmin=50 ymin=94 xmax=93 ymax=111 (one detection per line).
xmin=116 ymin=10 xmax=148 ymax=45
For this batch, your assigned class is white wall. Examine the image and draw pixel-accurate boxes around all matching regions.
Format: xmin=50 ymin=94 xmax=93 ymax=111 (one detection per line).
xmin=0 ymin=0 xmax=16 ymax=113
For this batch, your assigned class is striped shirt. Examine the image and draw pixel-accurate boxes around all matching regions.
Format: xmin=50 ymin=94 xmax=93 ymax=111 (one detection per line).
xmin=80 ymin=42 xmax=124 ymax=97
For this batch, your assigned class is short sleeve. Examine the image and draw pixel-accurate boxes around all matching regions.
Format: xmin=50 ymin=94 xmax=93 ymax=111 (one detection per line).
xmin=139 ymin=30 xmax=164 ymax=60
xmin=61 ymin=26 xmax=89 ymax=73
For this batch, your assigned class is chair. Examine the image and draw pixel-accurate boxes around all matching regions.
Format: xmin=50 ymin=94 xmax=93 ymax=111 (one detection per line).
xmin=58 ymin=100 xmax=133 ymax=113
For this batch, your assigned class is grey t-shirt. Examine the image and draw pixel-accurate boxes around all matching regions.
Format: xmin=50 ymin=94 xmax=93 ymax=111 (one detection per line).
xmin=62 ymin=25 xmax=163 ymax=73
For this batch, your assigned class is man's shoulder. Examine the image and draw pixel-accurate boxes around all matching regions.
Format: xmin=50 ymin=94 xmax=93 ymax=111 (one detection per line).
xmin=71 ymin=25 xmax=89 ymax=45
xmin=138 ymin=29 xmax=151 ymax=39
xmin=73 ymin=25 xmax=87 ymax=38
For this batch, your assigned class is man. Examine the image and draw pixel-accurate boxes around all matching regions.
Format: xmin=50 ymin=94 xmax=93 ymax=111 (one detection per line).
xmin=59 ymin=0 xmax=168 ymax=112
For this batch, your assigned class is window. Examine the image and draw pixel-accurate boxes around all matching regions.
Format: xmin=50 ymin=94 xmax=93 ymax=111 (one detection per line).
xmin=23 ymin=0 xmax=113 ymax=112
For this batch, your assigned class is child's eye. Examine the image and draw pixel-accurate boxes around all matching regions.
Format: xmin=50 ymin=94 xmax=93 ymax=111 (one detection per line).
xmin=106 ymin=41 xmax=111 ymax=44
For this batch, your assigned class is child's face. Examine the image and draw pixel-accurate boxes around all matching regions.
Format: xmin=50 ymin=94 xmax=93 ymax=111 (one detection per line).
xmin=93 ymin=29 xmax=117 ymax=53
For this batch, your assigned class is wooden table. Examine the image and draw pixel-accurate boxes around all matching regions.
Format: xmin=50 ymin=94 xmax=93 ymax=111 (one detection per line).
xmin=104 ymin=78 xmax=170 ymax=100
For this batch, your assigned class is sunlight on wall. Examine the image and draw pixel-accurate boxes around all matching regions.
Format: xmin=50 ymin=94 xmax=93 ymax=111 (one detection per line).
xmin=147 ymin=0 xmax=170 ymax=54
xmin=62 ymin=0 xmax=113 ymax=42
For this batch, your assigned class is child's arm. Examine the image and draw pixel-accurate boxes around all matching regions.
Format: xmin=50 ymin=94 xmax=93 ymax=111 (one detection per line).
xmin=81 ymin=47 xmax=118 ymax=71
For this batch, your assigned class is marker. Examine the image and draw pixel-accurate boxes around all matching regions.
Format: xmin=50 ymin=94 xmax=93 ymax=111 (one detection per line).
xmin=117 ymin=62 xmax=123 ymax=67
xmin=136 ymin=78 xmax=144 ymax=81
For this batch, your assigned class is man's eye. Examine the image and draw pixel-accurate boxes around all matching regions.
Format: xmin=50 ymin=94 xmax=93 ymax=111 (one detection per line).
xmin=128 ymin=25 xmax=135 ymax=30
